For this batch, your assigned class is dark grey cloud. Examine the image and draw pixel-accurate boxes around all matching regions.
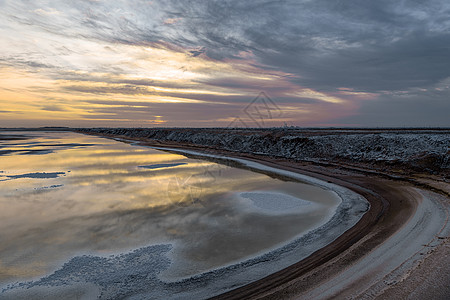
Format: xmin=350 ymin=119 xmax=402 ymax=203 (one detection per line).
xmin=337 ymin=95 xmax=450 ymax=127
xmin=164 ymin=0 xmax=450 ymax=92
xmin=57 ymin=72 xmax=197 ymax=90
xmin=0 ymin=57 xmax=54 ymax=71
xmin=64 ymin=85 xmax=152 ymax=96
xmin=48 ymin=0 xmax=449 ymax=94
xmin=4 ymin=0 xmax=449 ymax=94
xmin=1 ymin=0 xmax=449 ymax=126
xmin=67 ymin=82 xmax=321 ymax=106
xmin=80 ymin=100 xmax=240 ymax=126
xmin=336 ymin=80 xmax=450 ymax=127
xmin=40 ymin=105 xmax=67 ymax=112
xmin=189 ymin=47 xmax=206 ymax=57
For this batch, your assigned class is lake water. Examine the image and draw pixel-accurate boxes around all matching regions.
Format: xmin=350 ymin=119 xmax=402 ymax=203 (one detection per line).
xmin=0 ymin=130 xmax=342 ymax=296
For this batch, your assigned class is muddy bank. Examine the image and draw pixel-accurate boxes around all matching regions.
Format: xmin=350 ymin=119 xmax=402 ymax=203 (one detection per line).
xmin=76 ymin=128 xmax=450 ymax=176
xmin=80 ymin=131 xmax=449 ymax=299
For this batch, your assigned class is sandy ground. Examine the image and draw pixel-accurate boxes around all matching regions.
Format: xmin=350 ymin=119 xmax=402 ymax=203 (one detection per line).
xmin=86 ymin=133 xmax=449 ymax=300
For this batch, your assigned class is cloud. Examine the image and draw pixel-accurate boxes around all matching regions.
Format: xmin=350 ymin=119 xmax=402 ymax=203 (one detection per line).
xmin=33 ymin=8 xmax=61 ymax=16
xmin=335 ymin=78 xmax=450 ymax=127
xmin=40 ymin=105 xmax=67 ymax=112
xmin=64 ymin=84 xmax=153 ymax=96
xmin=4 ymin=0 xmax=449 ymax=94
xmin=164 ymin=17 xmax=181 ymax=25
xmin=0 ymin=0 xmax=449 ymax=127
xmin=189 ymin=47 xmax=206 ymax=57
xmin=174 ymin=0 xmax=450 ymax=92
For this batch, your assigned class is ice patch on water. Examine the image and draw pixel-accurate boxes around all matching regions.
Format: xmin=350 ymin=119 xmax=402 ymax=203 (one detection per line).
xmin=239 ymin=191 xmax=312 ymax=214
xmin=1 ymin=244 xmax=173 ymax=299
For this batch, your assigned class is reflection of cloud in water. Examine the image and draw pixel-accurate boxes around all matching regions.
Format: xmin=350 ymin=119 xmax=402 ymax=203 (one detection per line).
xmin=0 ymin=131 xmax=341 ymax=291
xmin=19 ymin=149 xmax=55 ymax=155
xmin=0 ymin=132 xmax=97 ymax=157
xmin=34 ymin=184 xmax=64 ymax=191
xmin=0 ymin=194 xmax=331 ymax=283
xmin=0 ymin=149 xmax=55 ymax=156
xmin=5 ymin=172 xmax=65 ymax=179
xmin=0 ymin=134 xmax=30 ymax=141
xmin=239 ymin=191 xmax=314 ymax=214
xmin=138 ymin=163 xmax=187 ymax=170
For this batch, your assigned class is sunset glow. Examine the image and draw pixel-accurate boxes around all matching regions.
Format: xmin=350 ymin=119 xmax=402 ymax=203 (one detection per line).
xmin=1 ymin=1 xmax=449 ymax=127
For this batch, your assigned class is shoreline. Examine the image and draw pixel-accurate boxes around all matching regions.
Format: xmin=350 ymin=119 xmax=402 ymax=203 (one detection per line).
xmin=84 ymin=132 xmax=449 ymax=299
xmin=2 ymin=130 xmax=447 ymax=299
xmin=151 ymin=146 xmax=369 ymax=287
xmin=1 ymin=133 xmax=370 ymax=300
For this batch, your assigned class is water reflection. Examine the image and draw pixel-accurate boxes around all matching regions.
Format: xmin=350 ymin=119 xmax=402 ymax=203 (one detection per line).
xmin=0 ymin=131 xmax=339 ymax=285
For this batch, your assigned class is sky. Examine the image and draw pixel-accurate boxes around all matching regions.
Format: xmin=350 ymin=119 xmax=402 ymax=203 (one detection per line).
xmin=0 ymin=0 xmax=449 ymax=128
